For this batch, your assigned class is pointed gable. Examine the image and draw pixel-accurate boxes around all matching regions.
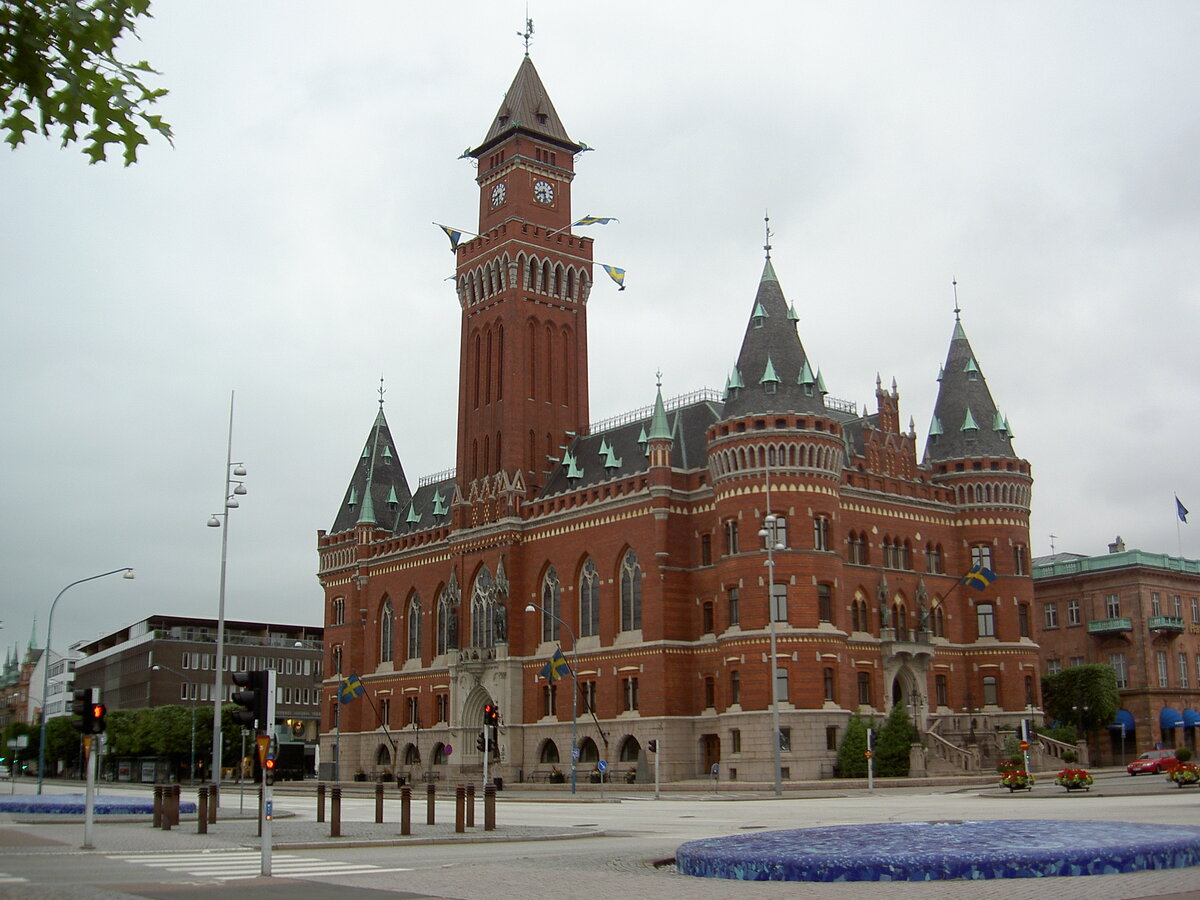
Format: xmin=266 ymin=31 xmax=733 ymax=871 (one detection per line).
xmin=473 ymin=55 xmax=578 ymax=156
xmin=331 ymin=407 xmax=413 ymax=534
xmin=923 ymin=314 xmax=1017 ymax=462
xmin=722 ymin=257 xmax=826 ymax=418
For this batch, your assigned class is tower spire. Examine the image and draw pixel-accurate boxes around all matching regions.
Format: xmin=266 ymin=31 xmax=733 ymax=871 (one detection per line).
xmin=763 ymin=212 xmax=772 ymax=260
xmin=519 ymin=12 xmax=534 ymax=57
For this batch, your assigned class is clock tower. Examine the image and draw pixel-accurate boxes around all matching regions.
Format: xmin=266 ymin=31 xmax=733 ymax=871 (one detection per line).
xmin=453 ymin=55 xmax=593 ymax=507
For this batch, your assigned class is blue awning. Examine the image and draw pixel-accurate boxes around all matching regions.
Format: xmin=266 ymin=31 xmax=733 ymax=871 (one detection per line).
xmin=1159 ymin=707 xmax=1185 ymax=729
xmin=1108 ymin=709 xmax=1135 ymax=730
xmin=1183 ymin=709 xmax=1200 ymax=728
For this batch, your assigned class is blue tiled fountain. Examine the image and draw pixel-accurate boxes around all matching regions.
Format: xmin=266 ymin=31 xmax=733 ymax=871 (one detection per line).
xmin=0 ymin=794 xmax=195 ymax=815
xmin=676 ymin=820 xmax=1200 ymax=882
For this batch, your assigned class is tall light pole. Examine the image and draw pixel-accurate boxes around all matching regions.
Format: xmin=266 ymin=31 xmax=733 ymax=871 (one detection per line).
xmin=207 ymin=390 xmax=247 ymax=797
xmin=524 ymin=601 xmax=579 ymax=794
xmin=758 ymin=466 xmax=784 ymax=798
xmin=37 ymin=568 xmax=135 ymax=794
xmin=152 ymin=665 xmax=197 ymax=784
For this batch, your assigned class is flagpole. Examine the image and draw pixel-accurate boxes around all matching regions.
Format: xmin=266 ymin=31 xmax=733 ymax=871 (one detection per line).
xmin=524 ymin=602 xmax=578 ymax=795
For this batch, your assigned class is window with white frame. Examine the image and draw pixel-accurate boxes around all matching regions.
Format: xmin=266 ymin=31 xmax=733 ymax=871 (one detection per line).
xmin=1067 ymin=599 xmax=1081 ymax=625
xmin=1109 ymin=652 xmax=1127 ymax=689
xmin=1179 ymin=652 xmax=1189 ymax=688
xmin=1156 ymin=651 xmax=1169 ymax=687
xmin=1044 ymin=603 xmax=1058 ymax=628
xmin=1105 ymin=593 xmax=1121 ymax=618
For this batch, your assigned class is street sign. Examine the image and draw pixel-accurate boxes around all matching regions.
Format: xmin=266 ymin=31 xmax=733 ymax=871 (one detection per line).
xmin=445 ymin=745 xmax=453 ymax=756
xmin=597 ymin=759 xmax=607 ymax=772
xmin=256 ymin=735 xmax=270 ymax=767
xmin=711 ymin=763 xmax=719 ymax=775
xmin=571 ymin=748 xmax=580 ymax=760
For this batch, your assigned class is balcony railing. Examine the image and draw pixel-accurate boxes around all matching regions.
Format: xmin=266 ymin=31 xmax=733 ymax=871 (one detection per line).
xmin=1087 ymin=617 xmax=1132 ymax=635
xmin=1148 ymin=615 xmax=1185 ymax=633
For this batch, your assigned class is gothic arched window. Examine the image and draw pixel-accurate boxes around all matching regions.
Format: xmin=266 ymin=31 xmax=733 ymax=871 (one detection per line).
xmin=406 ymin=595 xmax=421 ymax=661
xmin=379 ymin=599 xmax=395 ymax=663
xmin=620 ymin=549 xmax=642 ymax=632
xmin=541 ymin=566 xmax=561 ymax=642
xmin=579 ymin=558 xmax=600 ymax=637
xmin=471 ymin=567 xmax=496 ymax=649
xmin=436 ymin=574 xmax=459 ymax=655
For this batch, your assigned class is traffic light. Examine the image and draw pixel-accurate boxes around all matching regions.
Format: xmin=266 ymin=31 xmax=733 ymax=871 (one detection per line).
xmin=482 ymin=703 xmax=498 ymax=726
xmin=231 ymin=670 xmax=268 ymax=731
xmin=90 ymin=701 xmax=107 ymax=734
xmin=647 ymin=740 xmax=658 ymax=753
xmin=476 ymin=731 xmax=486 ymax=752
xmin=71 ymin=688 xmax=96 ymax=734
xmin=263 ymin=755 xmax=276 ymax=786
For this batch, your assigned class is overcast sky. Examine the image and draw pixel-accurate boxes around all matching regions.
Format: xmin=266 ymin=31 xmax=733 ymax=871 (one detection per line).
xmin=3 ymin=2 xmax=1197 ymax=661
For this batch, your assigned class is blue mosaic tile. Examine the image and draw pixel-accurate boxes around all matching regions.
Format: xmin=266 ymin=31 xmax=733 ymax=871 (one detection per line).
xmin=0 ymin=794 xmax=196 ymax=815
xmin=676 ymin=820 xmax=1200 ymax=882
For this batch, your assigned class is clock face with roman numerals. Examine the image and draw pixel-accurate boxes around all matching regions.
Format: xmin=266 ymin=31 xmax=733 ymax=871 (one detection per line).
xmin=491 ymin=183 xmax=506 ymax=207
xmin=533 ymin=180 xmax=554 ymax=204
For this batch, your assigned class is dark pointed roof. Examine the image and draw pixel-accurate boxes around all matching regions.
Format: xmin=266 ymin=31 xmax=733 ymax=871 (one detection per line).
xmin=473 ymin=56 xmax=578 ymax=156
xmin=721 ymin=259 xmax=828 ymax=419
xmin=922 ymin=316 xmax=1017 ymax=461
xmin=330 ymin=408 xmax=413 ymax=534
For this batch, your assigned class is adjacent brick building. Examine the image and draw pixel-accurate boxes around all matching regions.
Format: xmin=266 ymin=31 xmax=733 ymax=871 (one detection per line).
xmin=1033 ymin=538 xmax=1200 ymax=764
xmin=317 ymin=52 xmax=1041 ymax=784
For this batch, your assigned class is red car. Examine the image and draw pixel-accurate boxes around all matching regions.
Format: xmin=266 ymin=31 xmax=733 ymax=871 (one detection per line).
xmin=1126 ymin=749 xmax=1181 ymax=775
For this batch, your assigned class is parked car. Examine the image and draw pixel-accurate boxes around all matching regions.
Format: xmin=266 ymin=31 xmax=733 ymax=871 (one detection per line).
xmin=1127 ymin=749 xmax=1181 ymax=775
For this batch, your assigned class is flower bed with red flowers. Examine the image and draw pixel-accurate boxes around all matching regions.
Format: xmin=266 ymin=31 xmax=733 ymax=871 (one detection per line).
xmin=1055 ymin=767 xmax=1093 ymax=791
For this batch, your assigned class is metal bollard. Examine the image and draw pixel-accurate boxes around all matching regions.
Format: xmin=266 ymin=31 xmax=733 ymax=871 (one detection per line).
xmin=317 ymin=782 xmax=326 ymax=823
xmin=484 ymin=784 xmax=496 ymax=831
xmin=426 ymin=782 xmax=436 ymax=826
xmin=208 ymin=782 xmax=218 ymax=823
xmin=197 ymin=787 xmax=208 ymax=834
xmin=455 ymin=784 xmax=465 ymax=833
xmin=331 ymin=786 xmax=341 ymax=838
xmin=375 ymin=781 xmax=384 ymax=823
xmin=400 ymin=785 xmax=411 ymax=835
xmin=153 ymin=785 xmax=163 ymax=828
xmin=466 ymin=783 xmax=475 ymax=828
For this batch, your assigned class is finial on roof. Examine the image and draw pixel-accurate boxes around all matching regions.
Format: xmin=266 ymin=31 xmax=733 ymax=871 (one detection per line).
xmin=952 ymin=278 xmax=961 ymax=321
xmin=763 ymin=212 xmax=772 ymax=260
xmin=655 ymin=368 xmax=663 ymax=389
xmin=378 ymin=374 xmax=386 ymax=410
xmin=519 ymin=11 xmax=534 ymax=56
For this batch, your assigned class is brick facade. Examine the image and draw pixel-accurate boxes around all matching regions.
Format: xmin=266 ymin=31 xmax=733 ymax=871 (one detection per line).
xmin=317 ymin=54 xmax=1041 ymax=785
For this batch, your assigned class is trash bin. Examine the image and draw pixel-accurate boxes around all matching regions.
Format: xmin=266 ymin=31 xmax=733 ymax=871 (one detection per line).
xmin=493 ymin=777 xmax=503 ymax=791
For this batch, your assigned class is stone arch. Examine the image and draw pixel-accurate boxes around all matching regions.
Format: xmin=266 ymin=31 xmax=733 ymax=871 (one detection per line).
xmin=460 ymin=684 xmax=497 ymax=740
xmin=375 ymin=743 xmax=392 ymax=768
xmin=618 ymin=735 xmax=641 ymax=762
xmin=403 ymin=743 xmax=420 ymax=765
xmin=577 ymin=737 xmax=599 ymax=762
xmin=538 ymin=739 xmax=560 ymax=764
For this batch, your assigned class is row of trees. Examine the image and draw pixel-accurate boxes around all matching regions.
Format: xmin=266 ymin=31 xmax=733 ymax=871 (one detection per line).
xmin=2 ymin=704 xmax=251 ymax=779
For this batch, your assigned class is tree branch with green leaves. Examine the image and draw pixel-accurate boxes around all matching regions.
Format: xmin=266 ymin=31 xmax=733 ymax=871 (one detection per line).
xmin=1 ymin=0 xmax=171 ymax=165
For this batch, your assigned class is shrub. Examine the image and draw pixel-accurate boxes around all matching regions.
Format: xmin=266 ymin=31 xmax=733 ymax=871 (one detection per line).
xmin=835 ymin=715 xmax=870 ymax=778
xmin=1175 ymin=747 xmax=1194 ymax=763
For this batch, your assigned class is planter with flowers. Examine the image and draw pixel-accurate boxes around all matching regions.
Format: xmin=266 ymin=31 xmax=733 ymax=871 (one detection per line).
xmin=1000 ymin=769 xmax=1034 ymax=792
xmin=1054 ymin=767 xmax=1093 ymax=791
xmin=1166 ymin=762 xmax=1199 ymax=788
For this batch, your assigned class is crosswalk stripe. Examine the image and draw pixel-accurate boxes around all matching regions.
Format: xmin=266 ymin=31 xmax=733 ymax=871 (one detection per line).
xmin=106 ymin=851 xmax=412 ymax=882
xmin=0 ymin=876 xmax=29 ymax=883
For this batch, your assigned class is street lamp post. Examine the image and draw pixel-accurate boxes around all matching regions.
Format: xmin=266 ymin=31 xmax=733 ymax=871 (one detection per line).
xmin=758 ymin=467 xmax=784 ymax=798
xmin=37 ymin=568 xmax=135 ymax=794
xmin=152 ymin=665 xmax=197 ymax=784
xmin=207 ymin=390 xmax=247 ymax=798
xmin=524 ymin=602 xmax=579 ymax=794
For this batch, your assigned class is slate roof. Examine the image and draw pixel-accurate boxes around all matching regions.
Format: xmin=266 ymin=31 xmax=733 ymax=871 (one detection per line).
xmin=722 ymin=259 xmax=829 ymax=418
xmin=922 ymin=316 xmax=1017 ymax=462
xmin=329 ymin=409 xmax=413 ymax=534
xmin=472 ymin=55 xmax=579 ymax=157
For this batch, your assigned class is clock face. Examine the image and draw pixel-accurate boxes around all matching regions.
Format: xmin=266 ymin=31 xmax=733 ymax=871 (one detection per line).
xmin=490 ymin=182 xmax=506 ymax=207
xmin=533 ymin=180 xmax=555 ymax=204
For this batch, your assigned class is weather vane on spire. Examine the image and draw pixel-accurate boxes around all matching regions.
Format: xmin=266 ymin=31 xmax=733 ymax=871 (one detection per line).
xmin=519 ymin=12 xmax=534 ymax=56
xmin=378 ymin=374 xmax=386 ymax=410
xmin=952 ymin=278 xmax=961 ymax=321
xmin=764 ymin=212 xmax=773 ymax=260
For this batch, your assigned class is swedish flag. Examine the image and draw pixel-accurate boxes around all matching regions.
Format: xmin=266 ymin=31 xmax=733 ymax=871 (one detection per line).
xmin=601 ymin=264 xmax=626 ymax=291
xmin=338 ymin=673 xmax=365 ymax=704
xmin=962 ymin=565 xmax=997 ymax=591
xmin=435 ymin=223 xmax=463 ymax=251
xmin=574 ymin=215 xmax=619 ymax=227
xmin=539 ymin=648 xmax=570 ymax=682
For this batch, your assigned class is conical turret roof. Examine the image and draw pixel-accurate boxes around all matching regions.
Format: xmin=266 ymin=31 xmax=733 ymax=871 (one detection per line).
xmin=473 ymin=55 xmax=578 ymax=156
xmin=923 ymin=314 xmax=1017 ymax=461
xmin=331 ymin=407 xmax=413 ymax=533
xmin=722 ymin=258 xmax=827 ymax=418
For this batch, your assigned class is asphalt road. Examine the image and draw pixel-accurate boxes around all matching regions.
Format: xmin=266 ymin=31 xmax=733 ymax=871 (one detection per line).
xmin=1 ymin=772 xmax=1198 ymax=900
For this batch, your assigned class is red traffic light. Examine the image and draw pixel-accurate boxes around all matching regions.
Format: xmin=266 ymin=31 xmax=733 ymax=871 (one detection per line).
xmin=91 ymin=704 xmax=105 ymax=718
xmin=264 ymin=757 xmax=276 ymax=769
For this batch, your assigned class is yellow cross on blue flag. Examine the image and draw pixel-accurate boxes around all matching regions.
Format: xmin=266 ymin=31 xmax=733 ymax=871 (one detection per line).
xmin=435 ymin=223 xmax=464 ymax=251
xmin=962 ymin=564 xmax=997 ymax=591
xmin=339 ymin=673 xmax=365 ymax=704
xmin=601 ymin=264 xmax=626 ymax=291
xmin=573 ymin=215 xmax=619 ymax=227
xmin=539 ymin=648 xmax=570 ymax=682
